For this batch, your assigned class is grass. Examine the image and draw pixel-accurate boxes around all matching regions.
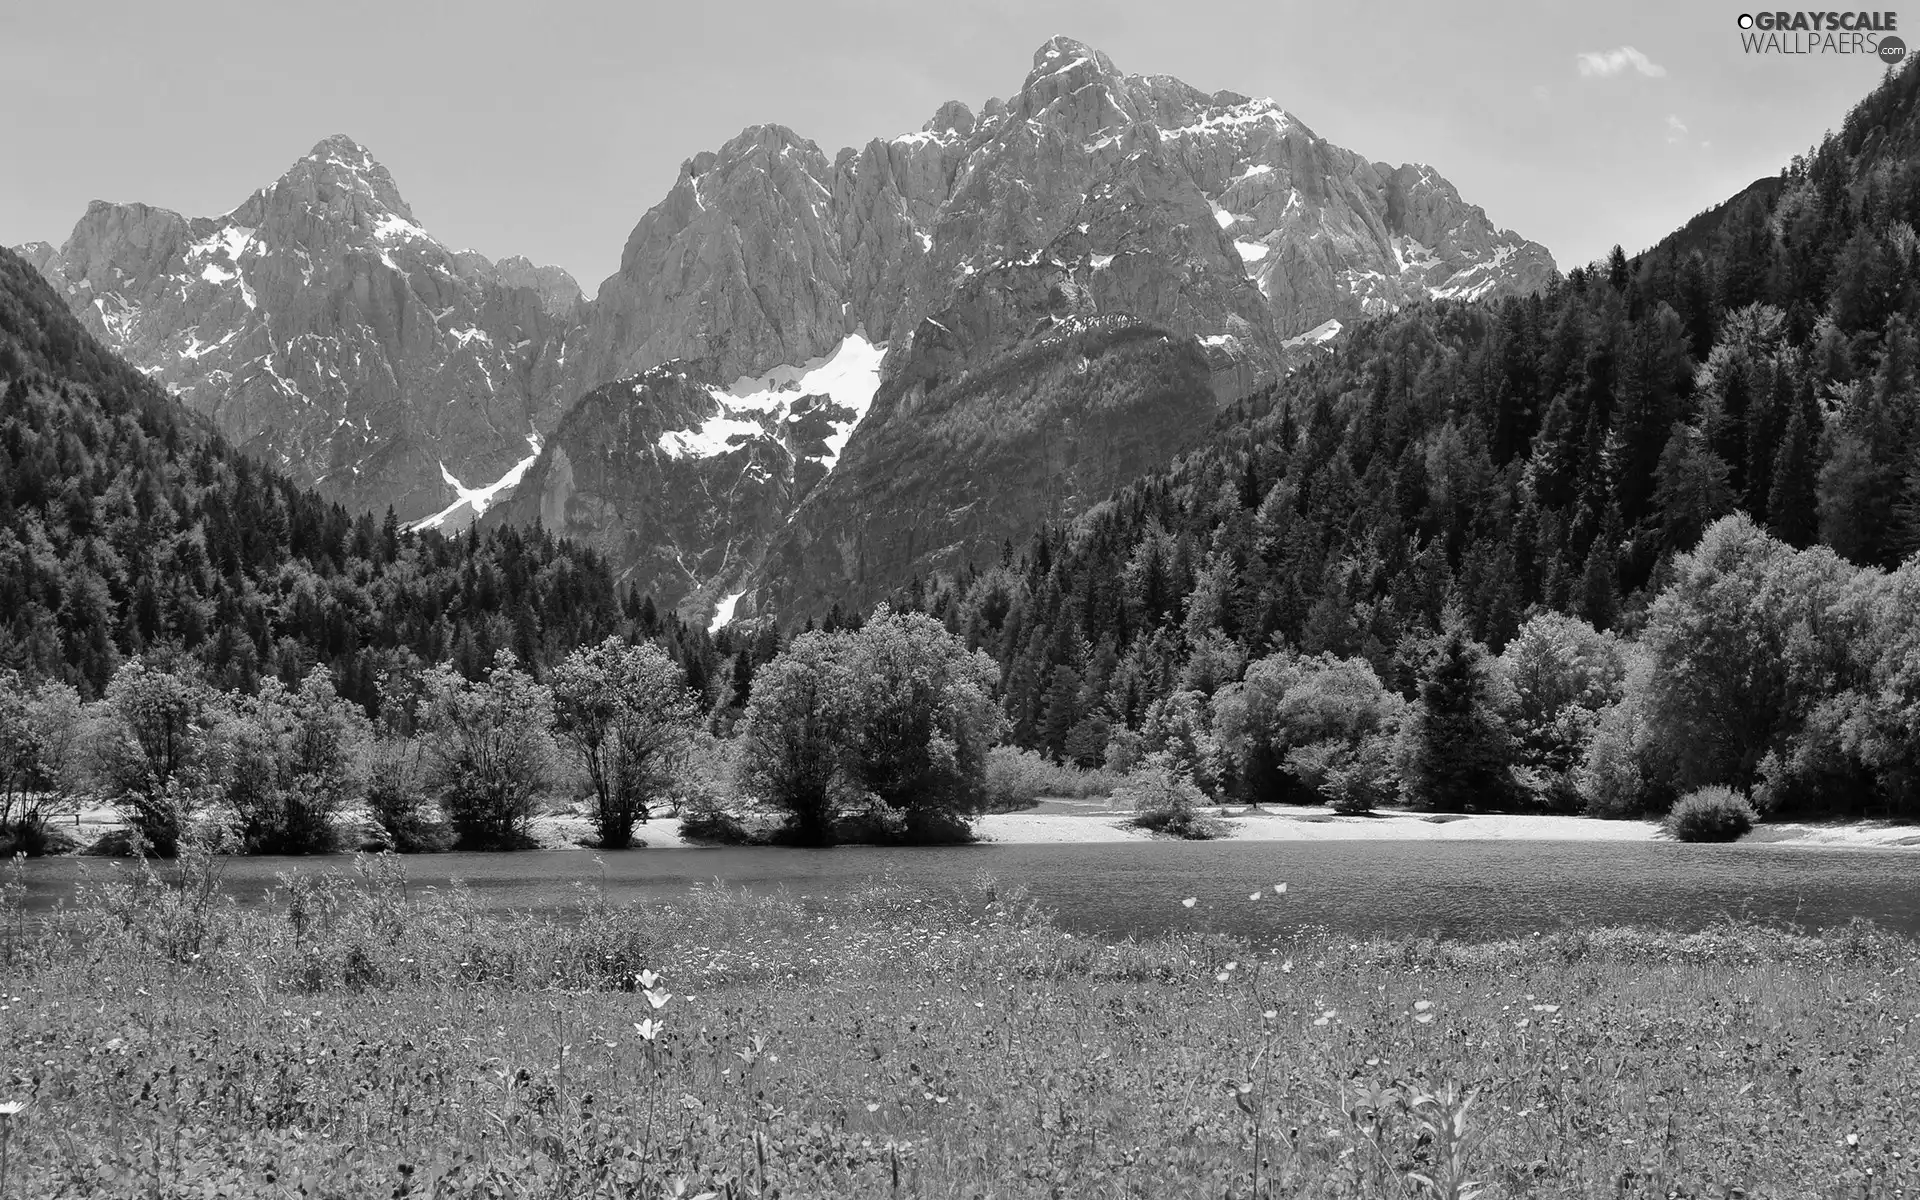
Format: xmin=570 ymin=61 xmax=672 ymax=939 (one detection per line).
xmin=1 ymin=851 xmax=1917 ymax=1198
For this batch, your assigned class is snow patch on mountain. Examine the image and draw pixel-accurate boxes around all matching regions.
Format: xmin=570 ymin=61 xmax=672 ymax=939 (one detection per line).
xmin=655 ymin=333 xmax=887 ymax=470
xmin=411 ymin=432 xmax=544 ymax=532
xmin=373 ymin=213 xmax=432 ymax=243
xmin=1235 ymin=239 xmax=1269 ymax=263
xmin=1283 ymin=318 xmax=1343 ymax=348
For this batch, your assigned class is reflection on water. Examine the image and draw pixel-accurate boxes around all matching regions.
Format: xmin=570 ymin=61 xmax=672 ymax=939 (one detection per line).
xmin=18 ymin=840 xmax=1920 ymax=942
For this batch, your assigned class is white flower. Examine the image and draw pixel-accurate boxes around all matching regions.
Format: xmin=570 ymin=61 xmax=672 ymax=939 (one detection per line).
xmin=1413 ymin=1000 xmax=1433 ymax=1012
xmin=1273 ymin=883 xmax=1287 ymax=895
xmin=645 ymin=988 xmax=672 ymax=1010
xmin=0 ymin=1100 xmax=25 ymax=1117
xmin=634 ymin=1019 xmax=662 ymax=1041
xmin=1181 ymin=897 xmax=1197 ymax=908
xmin=639 ymin=969 xmax=660 ymax=989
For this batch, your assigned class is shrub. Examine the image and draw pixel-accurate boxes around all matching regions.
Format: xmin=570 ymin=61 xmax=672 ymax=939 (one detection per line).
xmin=1212 ymin=649 xmax=1406 ymax=808
xmin=362 ymin=736 xmax=450 ymax=853
xmin=1284 ymin=734 xmax=1398 ymax=814
xmin=982 ymin=746 xmax=1118 ymax=811
xmin=1118 ymin=753 xmax=1230 ymax=840
xmin=1664 ymin=785 xmax=1758 ymax=842
xmin=677 ymin=794 xmax=755 ymax=844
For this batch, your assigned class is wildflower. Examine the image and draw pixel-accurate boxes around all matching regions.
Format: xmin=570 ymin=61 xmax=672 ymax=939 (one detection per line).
xmin=1262 ymin=1009 xmax=1277 ymax=1020
xmin=1249 ymin=892 xmax=1263 ymax=901
xmin=639 ymin=969 xmax=660 ymax=989
xmin=634 ymin=1019 xmax=662 ymax=1041
xmin=1413 ymin=1000 xmax=1433 ymax=1012
xmin=865 ymin=1102 xmax=880 ymax=1113
xmin=0 ymin=1100 xmax=24 ymax=1117
xmin=1848 ymin=1133 xmax=1860 ymax=1148
xmin=1225 ymin=961 xmax=1238 ymax=971
xmin=1181 ymin=897 xmax=1197 ymax=908
xmin=1531 ymin=1003 xmax=1559 ymax=1013
xmin=1273 ymin=883 xmax=1287 ymax=895
xmin=1216 ymin=971 xmax=1231 ymax=982
xmin=1280 ymin=959 xmax=1293 ymax=973
xmin=645 ymin=987 xmax=672 ymax=1010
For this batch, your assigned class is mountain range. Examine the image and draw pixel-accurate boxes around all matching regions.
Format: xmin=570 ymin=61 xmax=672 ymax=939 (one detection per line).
xmin=13 ymin=37 xmax=1555 ymax=624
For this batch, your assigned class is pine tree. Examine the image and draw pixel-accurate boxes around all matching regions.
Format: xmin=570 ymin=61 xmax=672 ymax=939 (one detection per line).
xmin=1401 ymin=627 xmax=1517 ymax=812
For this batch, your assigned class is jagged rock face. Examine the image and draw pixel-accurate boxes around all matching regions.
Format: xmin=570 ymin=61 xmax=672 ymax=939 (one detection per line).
xmin=561 ymin=126 xmax=856 ymax=393
xmin=18 ymin=38 xmax=1555 ymax=621
xmin=16 ymin=136 xmax=584 ymax=522
xmin=758 ymin=315 xmax=1220 ymax=619
xmin=510 ymin=363 xmax=796 ymax=607
xmin=498 ymin=335 xmax=886 ymax=613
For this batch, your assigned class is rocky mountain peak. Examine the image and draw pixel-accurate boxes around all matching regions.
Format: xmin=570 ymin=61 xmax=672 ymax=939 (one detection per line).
xmin=268 ymin=134 xmax=417 ymax=222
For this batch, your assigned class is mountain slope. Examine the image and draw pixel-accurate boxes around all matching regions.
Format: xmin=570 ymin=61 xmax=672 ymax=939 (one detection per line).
xmin=0 ymin=244 xmax=618 ymax=704
xmin=16 ymin=136 xmax=583 ymax=523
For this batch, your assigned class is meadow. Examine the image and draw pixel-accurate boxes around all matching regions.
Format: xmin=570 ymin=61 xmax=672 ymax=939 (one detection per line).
xmin=0 ymin=850 xmax=1916 ymax=1198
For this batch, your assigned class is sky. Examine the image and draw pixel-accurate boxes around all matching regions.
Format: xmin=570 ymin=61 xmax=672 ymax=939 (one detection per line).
xmin=0 ymin=0 xmax=1902 ymax=295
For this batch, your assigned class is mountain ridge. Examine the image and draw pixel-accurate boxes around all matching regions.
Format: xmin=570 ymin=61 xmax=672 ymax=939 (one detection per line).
xmin=16 ymin=37 xmax=1557 ymax=620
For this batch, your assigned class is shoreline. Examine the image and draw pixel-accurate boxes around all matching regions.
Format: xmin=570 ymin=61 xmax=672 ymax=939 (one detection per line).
xmin=36 ymin=802 xmax=1920 ymax=856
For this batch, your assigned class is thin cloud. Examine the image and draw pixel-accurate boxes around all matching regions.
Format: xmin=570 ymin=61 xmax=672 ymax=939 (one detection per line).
xmin=1665 ymin=114 xmax=1688 ymax=144
xmin=1576 ymin=46 xmax=1668 ymax=78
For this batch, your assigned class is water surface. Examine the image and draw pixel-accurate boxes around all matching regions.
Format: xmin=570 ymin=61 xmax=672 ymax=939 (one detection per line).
xmin=18 ymin=840 xmax=1920 ymax=942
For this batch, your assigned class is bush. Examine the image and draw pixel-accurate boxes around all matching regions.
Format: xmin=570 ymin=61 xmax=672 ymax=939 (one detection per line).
xmin=1664 ymin=785 xmax=1758 ymax=842
xmin=982 ymin=746 xmax=1118 ymax=811
xmin=362 ymin=736 xmax=451 ymax=853
xmin=677 ymin=794 xmax=755 ymax=844
xmin=1212 ymin=649 xmax=1406 ymax=808
xmin=1118 ymin=753 xmax=1230 ymax=840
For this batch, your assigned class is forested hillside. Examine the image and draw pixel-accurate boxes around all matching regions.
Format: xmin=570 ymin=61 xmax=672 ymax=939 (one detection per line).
xmin=0 ymin=248 xmax=628 ymax=712
xmin=874 ymin=61 xmax=1920 ymax=819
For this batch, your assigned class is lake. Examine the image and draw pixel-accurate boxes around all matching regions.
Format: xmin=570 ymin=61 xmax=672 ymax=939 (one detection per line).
xmin=15 ymin=839 xmax=1920 ymax=942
